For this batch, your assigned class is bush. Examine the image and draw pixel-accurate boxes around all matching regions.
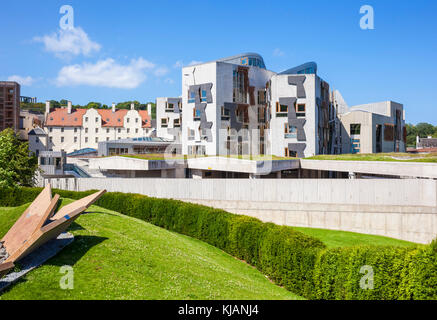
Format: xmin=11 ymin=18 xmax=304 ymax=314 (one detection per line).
xmin=1 ymin=187 xmax=436 ymax=300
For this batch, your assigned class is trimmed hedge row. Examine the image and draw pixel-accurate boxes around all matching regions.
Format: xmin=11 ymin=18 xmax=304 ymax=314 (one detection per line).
xmin=1 ymin=187 xmax=436 ymax=300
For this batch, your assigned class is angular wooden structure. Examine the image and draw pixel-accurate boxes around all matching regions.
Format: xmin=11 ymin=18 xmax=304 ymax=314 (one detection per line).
xmin=0 ymin=185 xmax=106 ymax=278
xmin=0 ymin=262 xmax=14 ymax=279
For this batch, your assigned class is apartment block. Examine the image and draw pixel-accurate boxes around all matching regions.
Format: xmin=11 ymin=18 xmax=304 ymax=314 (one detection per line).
xmin=0 ymin=81 xmax=20 ymax=132
xmin=156 ymin=97 xmax=182 ymax=142
xmin=43 ymin=101 xmax=153 ymax=153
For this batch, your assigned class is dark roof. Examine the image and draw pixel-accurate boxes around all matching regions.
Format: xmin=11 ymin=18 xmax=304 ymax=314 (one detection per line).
xmin=28 ymin=127 xmax=47 ymax=136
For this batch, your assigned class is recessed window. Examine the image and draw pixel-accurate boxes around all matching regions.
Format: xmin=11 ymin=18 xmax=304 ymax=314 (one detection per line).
xmin=85 ymin=128 xmax=88 ymax=133
xmin=95 ymin=137 xmax=98 ymax=143
xmin=161 ymin=118 xmax=168 ymax=127
xmin=61 ymin=137 xmax=64 ymax=143
xmin=127 ymin=118 xmax=130 ymax=123
xmin=74 ymin=137 xmax=77 ymax=143
xmin=95 ymin=117 xmax=99 ymax=122
xmin=107 ymin=128 xmax=110 ymax=133
xmin=85 ymin=117 xmax=88 ymax=122
xmin=284 ymin=124 xmax=297 ymax=139
xmin=188 ymin=91 xmax=196 ymax=103
xmin=350 ymin=124 xmax=361 ymax=135
xmin=61 ymin=128 xmax=64 ymax=133
xmin=85 ymin=137 xmax=88 ymax=143
xmin=296 ymin=104 xmax=306 ymax=118
xmin=201 ymin=90 xmax=207 ymax=102
xmin=95 ymin=128 xmax=98 ymax=133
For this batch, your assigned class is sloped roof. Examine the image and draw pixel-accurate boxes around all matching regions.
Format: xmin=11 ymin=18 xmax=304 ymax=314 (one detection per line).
xmin=45 ymin=108 xmax=87 ymax=127
xmin=97 ymin=109 xmax=128 ymax=127
xmin=138 ymin=110 xmax=151 ymax=128
xmin=28 ymin=127 xmax=47 ymax=136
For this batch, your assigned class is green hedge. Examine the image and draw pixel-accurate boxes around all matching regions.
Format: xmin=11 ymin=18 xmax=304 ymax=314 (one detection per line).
xmin=1 ymin=187 xmax=436 ymax=300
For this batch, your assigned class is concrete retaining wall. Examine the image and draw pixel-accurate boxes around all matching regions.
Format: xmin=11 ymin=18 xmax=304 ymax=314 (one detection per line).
xmin=44 ymin=177 xmax=437 ymax=244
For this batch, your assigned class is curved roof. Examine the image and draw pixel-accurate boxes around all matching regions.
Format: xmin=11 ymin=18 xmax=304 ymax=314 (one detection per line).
xmin=188 ymin=52 xmax=267 ymax=69
xmin=279 ymin=62 xmax=317 ymax=75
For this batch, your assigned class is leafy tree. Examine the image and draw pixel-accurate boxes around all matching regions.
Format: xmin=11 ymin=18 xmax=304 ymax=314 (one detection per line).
xmin=0 ymin=129 xmax=38 ymax=188
xmin=415 ymin=122 xmax=435 ymax=138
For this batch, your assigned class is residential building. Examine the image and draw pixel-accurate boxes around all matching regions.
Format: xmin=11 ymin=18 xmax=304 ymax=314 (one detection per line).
xmin=44 ymin=101 xmax=153 ymax=153
xmin=0 ymin=81 xmax=20 ymax=132
xmin=18 ymin=110 xmax=44 ymax=140
xmin=28 ymin=127 xmax=49 ymax=156
xmin=156 ymin=97 xmax=182 ymax=141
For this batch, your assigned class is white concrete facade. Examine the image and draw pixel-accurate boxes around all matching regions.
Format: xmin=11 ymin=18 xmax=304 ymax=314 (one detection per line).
xmin=156 ymin=97 xmax=182 ymax=141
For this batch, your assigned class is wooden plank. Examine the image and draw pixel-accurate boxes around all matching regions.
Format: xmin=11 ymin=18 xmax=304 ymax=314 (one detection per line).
xmin=0 ymin=262 xmax=14 ymax=279
xmin=1 ymin=185 xmax=52 ymax=256
xmin=51 ymin=190 xmax=106 ymax=221
xmin=35 ymin=194 xmax=60 ymax=230
xmin=5 ymin=206 xmax=86 ymax=264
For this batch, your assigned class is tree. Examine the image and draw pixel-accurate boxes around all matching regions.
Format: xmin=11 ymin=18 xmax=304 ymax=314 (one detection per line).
xmin=415 ymin=123 xmax=435 ymax=138
xmin=0 ymin=129 xmax=38 ymax=188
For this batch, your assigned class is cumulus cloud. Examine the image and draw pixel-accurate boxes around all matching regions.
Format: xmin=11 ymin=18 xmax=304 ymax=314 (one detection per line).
xmin=273 ymin=48 xmax=285 ymax=57
xmin=56 ymin=58 xmax=155 ymax=89
xmin=7 ymin=75 xmax=35 ymax=86
xmin=173 ymin=60 xmax=184 ymax=68
xmin=34 ymin=27 xmax=101 ymax=58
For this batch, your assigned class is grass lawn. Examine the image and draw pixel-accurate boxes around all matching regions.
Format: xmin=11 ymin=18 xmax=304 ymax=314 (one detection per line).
xmin=306 ymin=152 xmax=437 ymax=163
xmin=0 ymin=200 xmax=301 ymax=300
xmin=293 ymin=227 xmax=419 ymax=248
xmin=118 ymin=154 xmax=290 ymax=161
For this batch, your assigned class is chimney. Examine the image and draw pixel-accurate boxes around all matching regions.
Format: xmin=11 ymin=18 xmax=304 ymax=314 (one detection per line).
xmin=67 ymin=101 xmax=72 ymax=114
xmin=147 ymin=103 xmax=152 ymax=117
xmin=45 ymin=101 xmax=51 ymax=115
xmin=112 ymin=103 xmax=116 ymax=113
xmin=131 ymin=103 xmax=135 ymax=110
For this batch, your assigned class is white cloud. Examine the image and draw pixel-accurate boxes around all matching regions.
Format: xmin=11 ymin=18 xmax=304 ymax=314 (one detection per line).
xmin=154 ymin=66 xmax=169 ymax=77
xmin=273 ymin=48 xmax=285 ymax=57
xmin=56 ymin=58 xmax=155 ymax=89
xmin=34 ymin=27 xmax=101 ymax=58
xmin=164 ymin=78 xmax=175 ymax=84
xmin=7 ymin=75 xmax=35 ymax=86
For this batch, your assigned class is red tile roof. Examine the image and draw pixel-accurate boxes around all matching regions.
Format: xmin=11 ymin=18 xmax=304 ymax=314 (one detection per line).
xmin=45 ymin=108 xmax=87 ymax=127
xmin=97 ymin=109 xmax=128 ymax=127
xmin=138 ymin=110 xmax=151 ymax=128
xmin=45 ymin=108 xmax=152 ymax=128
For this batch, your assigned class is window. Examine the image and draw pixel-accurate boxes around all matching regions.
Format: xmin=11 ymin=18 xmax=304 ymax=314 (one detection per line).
xmin=61 ymin=128 xmax=64 ymax=133
xmin=61 ymin=137 xmax=64 ymax=143
xmin=95 ymin=137 xmax=98 ymax=143
xmin=95 ymin=128 xmax=98 ymax=133
xmin=135 ymin=128 xmax=138 ymax=134
xmin=188 ymin=128 xmax=195 ymax=140
xmin=193 ymin=109 xmax=201 ymax=121
xmin=233 ymin=69 xmax=247 ymax=103
xmin=188 ymin=91 xmax=196 ymax=103
xmin=74 ymin=137 xmax=77 ymax=143
xmin=49 ymin=128 xmax=53 ymax=133
xmin=106 ymin=137 xmax=110 ymax=141
xmin=201 ymin=90 xmax=207 ymax=102
xmin=350 ymin=124 xmax=361 ymax=135
xmin=49 ymin=137 xmax=53 ymax=143
xmin=161 ymin=118 xmax=168 ymax=127
xmin=95 ymin=117 xmax=99 ymax=123
xmin=166 ymin=103 xmax=174 ymax=111
xmin=284 ymin=124 xmax=298 ymax=139
xmin=74 ymin=128 xmax=77 ymax=133
xmin=118 ymin=128 xmax=121 ymax=133
xmin=276 ymin=102 xmax=288 ymax=116
xmin=135 ymin=118 xmax=139 ymax=123
xmin=284 ymin=148 xmax=297 ymax=158
xmin=221 ymin=106 xmax=230 ymax=120
xmin=35 ymin=137 xmax=39 ymax=143
xmin=174 ymin=118 xmax=181 ymax=127
xmin=258 ymin=90 xmax=266 ymax=105
xmin=85 ymin=128 xmax=88 ymax=134
xmin=85 ymin=117 xmax=88 ymax=122
xmin=107 ymin=128 xmax=110 ymax=133
xmin=351 ymin=139 xmax=361 ymax=154
xmin=296 ymin=104 xmax=306 ymax=118
xmin=127 ymin=128 xmax=130 ymax=133
xmin=85 ymin=137 xmax=88 ymax=143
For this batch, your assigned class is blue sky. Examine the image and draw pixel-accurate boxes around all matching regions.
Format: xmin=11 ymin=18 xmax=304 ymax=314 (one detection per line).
xmin=1 ymin=0 xmax=436 ymax=124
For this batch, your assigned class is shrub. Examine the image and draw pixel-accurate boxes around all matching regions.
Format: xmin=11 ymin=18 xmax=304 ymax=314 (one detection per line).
xmin=1 ymin=187 xmax=436 ymax=300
